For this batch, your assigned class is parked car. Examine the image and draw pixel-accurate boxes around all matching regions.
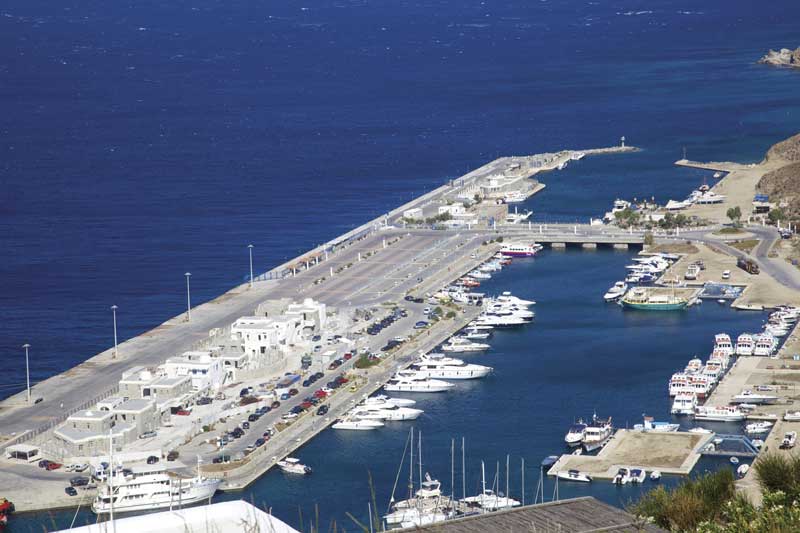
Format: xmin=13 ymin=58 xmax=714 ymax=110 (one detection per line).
xmin=300 ymin=401 xmax=313 ymax=410
xmin=166 ymin=450 xmax=180 ymax=461
xmin=66 ymin=463 xmax=89 ymax=473
xmin=248 ymin=414 xmax=260 ymax=422
xmin=65 ymin=487 xmax=78 ymax=497
xmin=70 ymin=476 xmax=90 ymax=487
xmin=241 ymin=421 xmax=250 ymax=430
xmin=722 ymin=270 xmax=731 ymax=280
xmin=314 ymin=389 xmax=328 ymax=399
xmin=290 ymin=406 xmax=305 ymax=415
xmin=414 ymin=321 xmax=429 ymax=329
xmin=147 ymin=455 xmax=159 ymax=465
xmin=197 ymin=397 xmax=213 ymax=405
xmin=280 ymin=393 xmax=290 ymax=400
xmin=46 ymin=462 xmax=63 ymax=471
xmin=244 ymin=444 xmax=256 ymax=454
xmin=175 ymin=409 xmax=191 ymax=416
xmin=281 ymin=413 xmax=299 ymax=421
xmin=343 ymin=352 xmax=353 ymax=360
xmin=271 ymin=401 xmax=281 ymax=409
xmin=38 ymin=460 xmax=51 ymax=469
xmin=288 ymin=388 xmax=299 ymax=396
xmin=316 ymin=405 xmax=329 ymax=416
xmin=139 ymin=431 xmax=157 ymax=439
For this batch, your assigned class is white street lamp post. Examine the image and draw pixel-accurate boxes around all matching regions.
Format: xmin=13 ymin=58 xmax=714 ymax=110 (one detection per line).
xmin=185 ymin=272 xmax=192 ymax=321
xmin=248 ymin=244 xmax=254 ymax=287
xmin=111 ymin=305 xmax=119 ymax=358
xmin=22 ymin=343 xmax=31 ymax=403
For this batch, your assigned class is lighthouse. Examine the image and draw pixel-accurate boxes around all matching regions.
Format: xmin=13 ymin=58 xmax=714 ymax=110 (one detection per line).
xmin=620 ymin=135 xmax=626 ymax=148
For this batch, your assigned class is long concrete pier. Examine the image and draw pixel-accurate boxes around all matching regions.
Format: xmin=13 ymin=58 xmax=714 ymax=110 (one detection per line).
xmin=0 ymin=144 xmax=639 ymax=513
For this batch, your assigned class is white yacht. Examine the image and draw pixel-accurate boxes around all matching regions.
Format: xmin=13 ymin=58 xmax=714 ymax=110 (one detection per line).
xmin=582 ymin=415 xmax=614 ymax=452
xmin=693 ymin=405 xmax=746 ymax=422
xmin=359 ymin=404 xmax=423 ymax=421
xmin=92 ymin=465 xmax=221 ymax=514
xmin=745 ymin=421 xmax=774 ymax=435
xmin=468 ymin=270 xmax=491 ymax=280
xmin=714 ymin=334 xmax=734 ymax=356
xmin=332 ymin=418 xmax=385 ymax=430
xmin=495 ymin=291 xmax=536 ymax=307
xmin=671 ymin=393 xmax=698 ymax=415
xmin=785 ymin=411 xmax=800 ymax=422
xmin=364 ymin=395 xmax=416 ymax=408
xmin=384 ymin=475 xmax=450 ymax=526
xmin=461 ymin=328 xmax=491 ymax=340
xmin=277 ymin=457 xmax=312 ymax=475
xmin=441 ymin=337 xmax=490 ymax=353
xmin=556 ymin=469 xmax=592 ymax=483
xmin=731 ymin=389 xmax=778 ymax=405
xmin=628 ymin=469 xmax=647 ymax=483
xmin=471 ymin=313 xmax=528 ymax=328
xmin=503 ymin=191 xmax=528 ymax=203
xmin=564 ymin=420 xmax=587 ymax=447
xmin=735 ymin=334 xmax=755 ymax=356
xmin=460 ymin=489 xmax=520 ymax=512
xmin=603 ymin=281 xmax=628 ymax=302
xmin=384 ymin=371 xmax=455 ymax=393
xmin=411 ymin=353 xmax=492 ymax=380
xmin=753 ymin=333 xmax=777 ymax=356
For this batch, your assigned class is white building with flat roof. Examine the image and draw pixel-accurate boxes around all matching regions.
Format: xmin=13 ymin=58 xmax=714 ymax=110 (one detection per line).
xmin=160 ymin=352 xmax=224 ymax=393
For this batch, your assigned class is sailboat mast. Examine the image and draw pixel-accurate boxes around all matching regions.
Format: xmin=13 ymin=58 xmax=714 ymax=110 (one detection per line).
xmin=109 ymin=428 xmax=115 ymax=533
xmin=461 ymin=437 xmax=466 ymax=501
xmin=505 ymin=455 xmax=509 ymax=501
xmin=418 ymin=431 xmax=422 ymax=491
xmin=450 ymin=438 xmax=455 ymax=500
xmin=481 ymin=461 xmax=486 ymax=495
xmin=408 ymin=427 xmax=414 ymax=500
xmin=521 ymin=458 xmax=525 ymax=506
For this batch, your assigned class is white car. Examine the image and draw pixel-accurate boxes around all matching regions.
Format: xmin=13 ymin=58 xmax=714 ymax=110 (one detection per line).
xmin=722 ymin=270 xmax=731 ymax=280
xmin=281 ymin=413 xmax=299 ymax=421
xmin=66 ymin=463 xmax=89 ymax=473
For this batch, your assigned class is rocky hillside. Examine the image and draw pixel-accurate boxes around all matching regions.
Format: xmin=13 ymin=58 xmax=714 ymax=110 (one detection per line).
xmin=759 ymin=47 xmax=800 ymax=68
xmin=758 ymin=134 xmax=800 ymax=218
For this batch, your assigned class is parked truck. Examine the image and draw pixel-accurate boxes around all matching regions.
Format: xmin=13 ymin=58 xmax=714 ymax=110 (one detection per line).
xmin=737 ymin=257 xmax=759 ymax=275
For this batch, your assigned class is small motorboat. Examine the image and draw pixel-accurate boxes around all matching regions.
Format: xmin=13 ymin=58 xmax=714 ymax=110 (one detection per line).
xmin=730 ymin=457 xmax=739 ymax=465
xmin=277 ymin=457 xmax=312 ymax=475
xmin=689 ymin=427 xmax=713 ymax=434
xmin=737 ymin=464 xmax=750 ymax=477
xmin=603 ymin=281 xmax=628 ymax=302
xmin=612 ymin=468 xmax=630 ymax=485
xmin=556 ymin=469 xmax=592 ymax=483
xmin=785 ymin=411 xmax=800 ymax=422
xmin=752 ymin=439 xmax=765 ymax=449
xmin=781 ymin=431 xmax=798 ymax=449
xmin=649 ymin=470 xmax=661 ymax=481
xmin=628 ymin=469 xmax=647 ymax=483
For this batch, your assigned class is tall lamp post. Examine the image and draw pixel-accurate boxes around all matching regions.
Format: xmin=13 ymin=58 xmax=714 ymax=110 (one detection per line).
xmin=111 ymin=305 xmax=119 ymax=358
xmin=185 ymin=272 xmax=192 ymax=321
xmin=22 ymin=343 xmax=31 ymax=403
xmin=248 ymin=244 xmax=254 ymax=287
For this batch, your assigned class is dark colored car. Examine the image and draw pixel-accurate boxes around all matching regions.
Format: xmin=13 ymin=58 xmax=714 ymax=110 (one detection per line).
xmin=38 ymin=460 xmax=50 ymax=469
xmin=167 ymin=451 xmax=180 ymax=461
xmin=147 ymin=456 xmax=159 ymax=465
xmin=288 ymin=388 xmax=299 ymax=396
xmin=65 ymin=487 xmax=78 ymax=496
xmin=248 ymin=414 xmax=259 ymax=422
xmin=313 ymin=372 xmax=324 ymax=380
xmin=316 ymin=405 xmax=329 ymax=416
xmin=255 ymin=438 xmax=266 ymax=447
xmin=271 ymin=401 xmax=281 ymax=409
xmin=197 ymin=397 xmax=212 ymax=405
xmin=335 ymin=376 xmax=349 ymax=384
xmin=70 ymin=476 xmax=90 ymax=487
xmin=290 ymin=405 xmax=305 ymax=415
xmin=240 ymin=388 xmax=250 ymax=397
xmin=302 ymin=379 xmax=311 ymax=387
xmin=242 ymin=421 xmax=250 ymax=430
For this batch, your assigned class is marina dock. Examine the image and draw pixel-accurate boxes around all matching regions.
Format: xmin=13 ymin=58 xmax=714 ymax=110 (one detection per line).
xmin=547 ymin=430 xmax=713 ymax=480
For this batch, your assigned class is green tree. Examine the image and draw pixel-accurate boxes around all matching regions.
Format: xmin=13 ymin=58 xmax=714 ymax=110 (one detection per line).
xmin=768 ymin=207 xmax=785 ymax=225
xmin=726 ymin=206 xmax=742 ymax=227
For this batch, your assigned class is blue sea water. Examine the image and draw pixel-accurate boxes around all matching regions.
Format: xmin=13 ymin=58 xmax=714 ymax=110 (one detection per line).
xmin=2 ymin=0 xmax=800 ymax=529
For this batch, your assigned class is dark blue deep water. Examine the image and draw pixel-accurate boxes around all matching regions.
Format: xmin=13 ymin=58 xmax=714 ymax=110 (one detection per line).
xmin=2 ymin=0 xmax=799 ymax=529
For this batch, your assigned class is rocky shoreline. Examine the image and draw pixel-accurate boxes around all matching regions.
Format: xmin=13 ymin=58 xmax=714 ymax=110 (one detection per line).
xmin=759 ymin=47 xmax=800 ymax=68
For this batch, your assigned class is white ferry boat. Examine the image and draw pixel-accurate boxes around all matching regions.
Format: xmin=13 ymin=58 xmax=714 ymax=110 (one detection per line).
xmin=499 ymin=242 xmax=541 ymax=258
xmin=277 ymin=457 xmax=312 ymax=475
xmin=582 ymin=415 xmax=613 ymax=452
xmin=693 ymin=405 xmax=746 ymax=422
xmin=411 ymin=353 xmax=492 ymax=380
xmin=671 ymin=393 xmax=698 ymax=415
xmin=753 ymin=333 xmax=777 ymax=357
xmin=92 ymin=465 xmax=221 ymax=514
xmin=384 ymin=371 xmax=454 ymax=393
xmin=714 ymin=334 xmax=734 ymax=356
xmin=735 ymin=333 xmax=755 ymax=356
xmin=441 ymin=337 xmax=490 ymax=353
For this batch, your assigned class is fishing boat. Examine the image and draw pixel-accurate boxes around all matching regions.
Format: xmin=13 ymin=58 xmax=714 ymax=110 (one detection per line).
xmin=603 ymin=281 xmax=628 ymax=302
xmin=556 ymin=469 xmax=592 ymax=483
xmin=582 ymin=415 xmax=613 ymax=452
xmin=277 ymin=457 xmax=312 ymax=475
xmin=633 ymin=416 xmax=679 ymax=433
xmin=621 ymin=287 xmax=689 ymax=311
